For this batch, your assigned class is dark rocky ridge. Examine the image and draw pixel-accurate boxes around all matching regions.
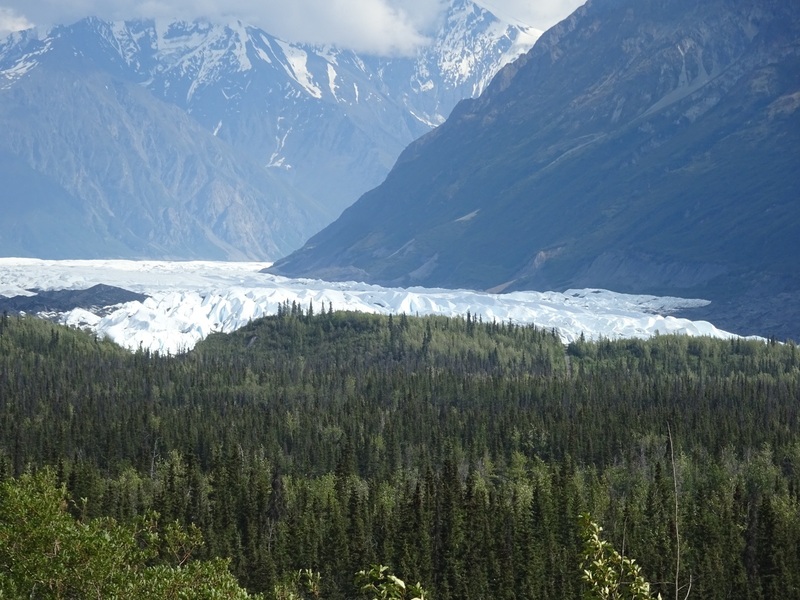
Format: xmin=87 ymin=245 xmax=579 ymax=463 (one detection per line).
xmin=0 ymin=284 xmax=147 ymax=314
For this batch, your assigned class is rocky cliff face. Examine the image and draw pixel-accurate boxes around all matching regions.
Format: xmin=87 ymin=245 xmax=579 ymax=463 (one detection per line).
xmin=0 ymin=0 xmax=537 ymax=260
xmin=271 ymin=0 xmax=800 ymax=338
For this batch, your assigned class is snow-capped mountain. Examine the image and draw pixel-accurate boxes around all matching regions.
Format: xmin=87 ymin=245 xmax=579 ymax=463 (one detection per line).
xmin=0 ymin=0 xmax=539 ymax=260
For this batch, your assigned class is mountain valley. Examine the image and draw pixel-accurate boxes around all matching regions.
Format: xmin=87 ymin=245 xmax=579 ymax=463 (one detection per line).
xmin=0 ymin=0 xmax=536 ymax=260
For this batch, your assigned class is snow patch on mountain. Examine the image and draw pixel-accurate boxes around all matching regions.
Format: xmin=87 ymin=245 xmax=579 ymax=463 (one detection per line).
xmin=151 ymin=19 xmax=255 ymax=102
xmin=275 ymin=39 xmax=322 ymax=99
xmin=327 ymin=63 xmax=339 ymax=100
xmin=0 ymin=34 xmax=49 ymax=88
xmin=254 ymin=43 xmax=272 ymax=64
xmin=0 ymin=259 xmax=750 ymax=356
xmin=226 ymin=21 xmax=252 ymax=71
xmin=0 ymin=55 xmax=36 ymax=86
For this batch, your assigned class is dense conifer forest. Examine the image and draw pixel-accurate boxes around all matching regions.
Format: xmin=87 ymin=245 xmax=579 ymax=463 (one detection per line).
xmin=1 ymin=307 xmax=799 ymax=598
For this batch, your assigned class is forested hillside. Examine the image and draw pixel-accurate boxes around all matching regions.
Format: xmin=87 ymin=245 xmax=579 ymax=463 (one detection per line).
xmin=1 ymin=309 xmax=799 ymax=598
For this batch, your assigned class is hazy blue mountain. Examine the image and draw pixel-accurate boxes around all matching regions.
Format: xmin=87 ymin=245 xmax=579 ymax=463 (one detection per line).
xmin=271 ymin=0 xmax=800 ymax=339
xmin=0 ymin=0 xmax=537 ymax=260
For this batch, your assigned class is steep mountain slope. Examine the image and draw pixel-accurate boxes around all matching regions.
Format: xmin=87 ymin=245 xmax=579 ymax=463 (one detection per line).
xmin=271 ymin=0 xmax=800 ymax=339
xmin=0 ymin=0 xmax=538 ymax=260
xmin=0 ymin=63 xmax=321 ymax=259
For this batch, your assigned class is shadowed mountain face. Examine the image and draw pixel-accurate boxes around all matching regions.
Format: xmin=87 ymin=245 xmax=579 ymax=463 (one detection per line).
xmin=271 ymin=0 xmax=800 ymax=339
xmin=0 ymin=284 xmax=147 ymax=314
xmin=0 ymin=1 xmax=537 ymax=260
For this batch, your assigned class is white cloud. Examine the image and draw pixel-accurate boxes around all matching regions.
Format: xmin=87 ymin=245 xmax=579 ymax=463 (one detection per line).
xmin=0 ymin=0 xmax=585 ymax=54
xmin=235 ymin=0 xmax=442 ymax=55
xmin=475 ymin=0 xmax=585 ymax=29
xmin=0 ymin=6 xmax=33 ymax=38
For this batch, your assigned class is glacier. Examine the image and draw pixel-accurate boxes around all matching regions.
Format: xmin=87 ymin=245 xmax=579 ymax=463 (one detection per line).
xmin=0 ymin=258 xmax=751 ymax=355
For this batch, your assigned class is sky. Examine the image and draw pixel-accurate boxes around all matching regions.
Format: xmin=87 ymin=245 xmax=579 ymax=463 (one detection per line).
xmin=0 ymin=0 xmax=585 ymax=55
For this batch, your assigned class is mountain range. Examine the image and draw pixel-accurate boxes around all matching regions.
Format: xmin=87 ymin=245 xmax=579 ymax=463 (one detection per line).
xmin=0 ymin=0 xmax=537 ymax=260
xmin=271 ymin=0 xmax=800 ymax=339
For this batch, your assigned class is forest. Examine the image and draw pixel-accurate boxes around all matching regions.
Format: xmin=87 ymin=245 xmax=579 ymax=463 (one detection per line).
xmin=1 ymin=306 xmax=799 ymax=598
